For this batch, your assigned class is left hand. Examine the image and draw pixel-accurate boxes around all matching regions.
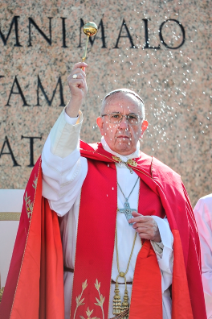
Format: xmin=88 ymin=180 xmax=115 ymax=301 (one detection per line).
xmin=128 ymin=212 xmax=161 ymax=243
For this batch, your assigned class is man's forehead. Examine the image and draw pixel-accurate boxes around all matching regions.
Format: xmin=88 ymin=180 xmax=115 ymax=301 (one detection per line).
xmin=104 ymin=92 xmax=140 ymax=106
xmin=103 ymin=93 xmax=142 ymax=113
xmin=104 ymin=88 xmax=144 ymax=103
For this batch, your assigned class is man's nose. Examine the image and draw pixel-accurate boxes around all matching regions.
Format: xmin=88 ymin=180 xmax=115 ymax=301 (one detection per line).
xmin=118 ymin=116 xmax=129 ymax=129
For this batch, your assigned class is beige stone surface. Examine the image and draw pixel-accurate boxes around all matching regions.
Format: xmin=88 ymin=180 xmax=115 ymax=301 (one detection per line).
xmin=0 ymin=0 xmax=211 ymax=206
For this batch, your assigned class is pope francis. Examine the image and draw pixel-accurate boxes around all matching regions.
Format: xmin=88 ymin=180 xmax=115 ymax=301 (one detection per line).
xmin=0 ymin=62 xmax=207 ymax=319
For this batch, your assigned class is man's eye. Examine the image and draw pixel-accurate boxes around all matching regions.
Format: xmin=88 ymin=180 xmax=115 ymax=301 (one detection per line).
xmin=128 ymin=115 xmax=137 ymax=120
xmin=112 ymin=114 xmax=121 ymax=119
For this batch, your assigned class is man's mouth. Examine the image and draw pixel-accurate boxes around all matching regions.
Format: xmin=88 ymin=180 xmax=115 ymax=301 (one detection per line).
xmin=116 ymin=135 xmax=130 ymax=139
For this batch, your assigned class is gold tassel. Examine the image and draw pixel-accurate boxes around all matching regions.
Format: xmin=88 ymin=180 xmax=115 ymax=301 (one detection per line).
xmin=113 ymin=282 xmax=122 ymax=315
xmin=121 ymin=284 xmax=129 ymax=319
xmin=113 ymin=228 xmax=137 ymax=318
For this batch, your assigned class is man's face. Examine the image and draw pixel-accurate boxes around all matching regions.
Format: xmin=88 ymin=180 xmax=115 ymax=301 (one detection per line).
xmin=97 ymin=92 xmax=146 ymax=156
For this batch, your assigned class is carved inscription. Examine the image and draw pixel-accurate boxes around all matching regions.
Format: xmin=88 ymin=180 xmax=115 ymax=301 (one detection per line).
xmin=0 ymin=16 xmax=185 ymax=49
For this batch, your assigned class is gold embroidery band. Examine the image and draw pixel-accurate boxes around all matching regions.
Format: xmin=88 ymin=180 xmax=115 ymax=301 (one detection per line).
xmin=0 ymin=213 xmax=21 ymax=221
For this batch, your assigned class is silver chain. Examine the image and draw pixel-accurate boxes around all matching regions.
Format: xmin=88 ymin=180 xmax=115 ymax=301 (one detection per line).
xmin=117 ymin=176 xmax=139 ymax=201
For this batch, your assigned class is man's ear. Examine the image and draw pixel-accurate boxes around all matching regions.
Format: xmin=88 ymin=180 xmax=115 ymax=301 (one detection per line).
xmin=96 ymin=117 xmax=104 ymax=133
xmin=140 ymin=120 xmax=148 ymax=137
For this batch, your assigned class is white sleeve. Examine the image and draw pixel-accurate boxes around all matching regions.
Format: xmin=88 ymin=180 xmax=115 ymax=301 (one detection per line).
xmin=151 ymin=216 xmax=174 ymax=293
xmin=41 ymin=108 xmax=88 ymax=217
xmin=194 ymin=195 xmax=212 ymax=319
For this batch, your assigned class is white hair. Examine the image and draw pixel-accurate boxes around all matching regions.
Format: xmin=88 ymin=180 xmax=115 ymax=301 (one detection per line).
xmin=101 ymin=88 xmax=145 ymax=119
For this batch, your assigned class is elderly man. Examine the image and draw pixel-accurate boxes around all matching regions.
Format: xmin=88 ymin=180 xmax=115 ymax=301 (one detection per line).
xmin=0 ymin=62 xmax=206 ymax=319
xmin=194 ymin=194 xmax=212 ymax=319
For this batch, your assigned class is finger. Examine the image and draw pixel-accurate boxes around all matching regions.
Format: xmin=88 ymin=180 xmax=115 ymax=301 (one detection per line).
xmin=68 ymin=72 xmax=86 ymax=84
xmin=137 ymin=232 xmax=151 ymax=239
xmin=133 ymin=223 xmax=149 ymax=231
xmin=69 ymin=79 xmax=86 ymax=90
xmin=128 ymin=212 xmax=143 ymax=224
xmin=129 ymin=215 xmax=154 ymax=225
xmin=132 ymin=212 xmax=152 ymax=223
xmin=68 ymin=73 xmax=84 ymax=83
xmin=131 ymin=214 xmax=151 ymax=222
xmin=72 ymin=62 xmax=88 ymax=71
xmin=128 ymin=216 xmax=145 ymax=224
xmin=69 ymin=69 xmax=86 ymax=80
xmin=132 ymin=212 xmax=154 ymax=221
xmin=132 ymin=211 xmax=141 ymax=217
xmin=136 ymin=227 xmax=155 ymax=237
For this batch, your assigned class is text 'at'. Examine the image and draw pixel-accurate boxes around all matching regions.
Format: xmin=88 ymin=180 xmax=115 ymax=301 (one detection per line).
xmin=0 ymin=136 xmax=42 ymax=167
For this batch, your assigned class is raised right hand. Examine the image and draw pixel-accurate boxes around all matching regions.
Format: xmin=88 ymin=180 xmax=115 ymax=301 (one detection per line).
xmin=66 ymin=62 xmax=88 ymax=117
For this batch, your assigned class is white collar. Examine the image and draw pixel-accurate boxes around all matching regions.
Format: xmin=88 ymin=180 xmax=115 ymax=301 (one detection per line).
xmin=101 ymin=136 xmax=140 ymax=162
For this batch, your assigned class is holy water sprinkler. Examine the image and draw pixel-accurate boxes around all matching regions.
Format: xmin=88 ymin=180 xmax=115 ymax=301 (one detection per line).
xmin=82 ymin=22 xmax=98 ymax=62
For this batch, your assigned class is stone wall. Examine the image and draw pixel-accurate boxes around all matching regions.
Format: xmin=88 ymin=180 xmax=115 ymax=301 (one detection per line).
xmin=0 ymin=0 xmax=211 ymax=206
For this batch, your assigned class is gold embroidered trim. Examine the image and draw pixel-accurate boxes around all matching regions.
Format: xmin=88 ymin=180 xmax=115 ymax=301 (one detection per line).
xmin=32 ymin=176 xmax=38 ymax=189
xmin=84 ymin=307 xmax=100 ymax=319
xmin=112 ymin=156 xmax=122 ymax=163
xmin=73 ymin=279 xmax=88 ymax=319
xmin=127 ymin=159 xmax=137 ymax=167
xmin=0 ymin=287 xmax=4 ymax=303
xmin=24 ymin=192 xmax=33 ymax=220
xmin=73 ymin=279 xmax=106 ymax=319
xmin=94 ymin=279 xmax=105 ymax=319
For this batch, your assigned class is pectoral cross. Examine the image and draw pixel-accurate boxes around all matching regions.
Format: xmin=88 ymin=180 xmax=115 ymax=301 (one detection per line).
xmin=118 ymin=199 xmax=137 ymax=225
